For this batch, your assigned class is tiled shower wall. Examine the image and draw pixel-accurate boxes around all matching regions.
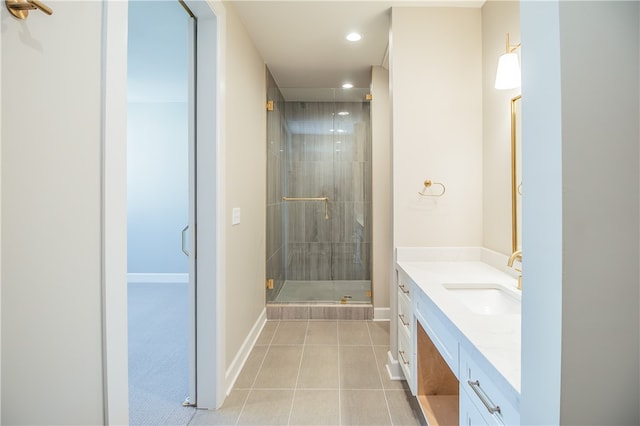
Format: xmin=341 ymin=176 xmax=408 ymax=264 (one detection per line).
xmin=282 ymin=101 xmax=372 ymax=283
xmin=266 ymin=70 xmax=285 ymax=301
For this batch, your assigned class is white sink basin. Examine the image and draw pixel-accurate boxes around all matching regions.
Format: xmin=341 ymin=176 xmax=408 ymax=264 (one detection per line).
xmin=443 ymin=283 xmax=521 ymax=315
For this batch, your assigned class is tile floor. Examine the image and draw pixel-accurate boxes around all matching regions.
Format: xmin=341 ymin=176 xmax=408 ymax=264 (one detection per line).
xmin=189 ymin=320 xmax=426 ymax=426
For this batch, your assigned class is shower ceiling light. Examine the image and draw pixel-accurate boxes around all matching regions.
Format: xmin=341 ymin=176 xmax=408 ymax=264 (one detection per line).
xmin=342 ymin=83 xmax=353 ymax=89
xmin=338 ymin=111 xmax=349 ymax=116
xmin=346 ymin=32 xmax=361 ymax=42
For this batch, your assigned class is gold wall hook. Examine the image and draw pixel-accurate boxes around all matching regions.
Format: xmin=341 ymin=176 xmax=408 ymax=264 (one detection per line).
xmin=6 ymin=0 xmax=52 ymax=20
xmin=418 ymin=179 xmax=446 ymax=197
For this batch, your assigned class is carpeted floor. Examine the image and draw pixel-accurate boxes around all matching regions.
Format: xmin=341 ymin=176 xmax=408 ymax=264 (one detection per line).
xmin=128 ymin=282 xmax=196 ymax=425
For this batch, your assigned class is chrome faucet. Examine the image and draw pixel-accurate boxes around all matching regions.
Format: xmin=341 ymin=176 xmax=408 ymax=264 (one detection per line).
xmin=507 ymin=250 xmax=522 ymax=290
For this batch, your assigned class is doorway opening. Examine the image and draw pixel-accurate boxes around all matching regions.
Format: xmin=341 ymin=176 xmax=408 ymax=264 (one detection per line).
xmin=126 ymin=1 xmax=196 ymax=423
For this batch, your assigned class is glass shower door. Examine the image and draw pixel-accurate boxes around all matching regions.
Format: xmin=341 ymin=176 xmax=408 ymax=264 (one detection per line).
xmin=266 ymin=89 xmax=372 ymax=304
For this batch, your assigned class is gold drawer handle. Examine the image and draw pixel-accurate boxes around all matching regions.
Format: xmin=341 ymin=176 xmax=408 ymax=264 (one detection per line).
xmin=398 ymin=350 xmax=410 ymax=365
xmin=399 ymin=284 xmax=410 ymax=294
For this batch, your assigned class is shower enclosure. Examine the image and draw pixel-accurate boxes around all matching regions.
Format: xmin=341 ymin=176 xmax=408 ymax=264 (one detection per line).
xmin=266 ymin=75 xmax=372 ymax=309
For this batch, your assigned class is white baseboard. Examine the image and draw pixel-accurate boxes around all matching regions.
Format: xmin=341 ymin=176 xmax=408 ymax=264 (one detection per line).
xmin=225 ymin=308 xmax=267 ymax=395
xmin=127 ymin=273 xmax=188 ymax=284
xmin=386 ymin=350 xmax=405 ymax=380
xmin=374 ymin=307 xmax=390 ymax=320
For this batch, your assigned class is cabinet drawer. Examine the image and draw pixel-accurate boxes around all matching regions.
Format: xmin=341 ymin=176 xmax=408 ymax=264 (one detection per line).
xmin=460 ymin=384 xmax=492 ymax=426
xmin=397 ymin=270 xmax=412 ymax=300
xmin=460 ymin=349 xmax=519 ymax=426
xmin=398 ymin=325 xmax=412 ymax=382
xmin=397 ymin=289 xmax=411 ymax=334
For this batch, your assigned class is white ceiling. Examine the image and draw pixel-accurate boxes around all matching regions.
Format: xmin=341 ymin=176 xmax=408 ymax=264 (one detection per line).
xmin=232 ymin=0 xmax=485 ymax=96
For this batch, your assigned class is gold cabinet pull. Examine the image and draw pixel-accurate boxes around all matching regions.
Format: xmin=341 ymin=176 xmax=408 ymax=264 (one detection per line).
xmin=6 ymin=0 xmax=53 ymax=20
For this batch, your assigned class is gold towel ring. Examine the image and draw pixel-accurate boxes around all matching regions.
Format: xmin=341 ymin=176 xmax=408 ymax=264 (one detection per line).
xmin=418 ymin=179 xmax=446 ymax=197
xmin=517 ymin=182 xmax=523 ymax=195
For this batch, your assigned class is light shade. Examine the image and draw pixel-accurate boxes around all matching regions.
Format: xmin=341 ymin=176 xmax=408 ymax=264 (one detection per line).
xmin=346 ymin=32 xmax=361 ymax=42
xmin=495 ymin=52 xmax=521 ymax=90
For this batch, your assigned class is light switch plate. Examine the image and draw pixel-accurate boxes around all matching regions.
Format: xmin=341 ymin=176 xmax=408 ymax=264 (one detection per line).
xmin=232 ymin=208 xmax=241 ymax=225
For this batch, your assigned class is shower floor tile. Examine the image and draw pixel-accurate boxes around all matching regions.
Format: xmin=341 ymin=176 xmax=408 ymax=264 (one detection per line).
xmin=273 ymin=280 xmax=371 ymax=303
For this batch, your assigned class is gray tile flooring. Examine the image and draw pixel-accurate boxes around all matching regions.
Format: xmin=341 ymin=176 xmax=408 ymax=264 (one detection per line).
xmin=190 ymin=320 xmax=426 ymax=426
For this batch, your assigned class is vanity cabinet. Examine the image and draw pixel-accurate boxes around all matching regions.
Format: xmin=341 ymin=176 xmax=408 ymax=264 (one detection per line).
xmin=394 ymin=259 xmax=520 ymax=426
xmin=459 ymin=347 xmax=520 ymax=425
xmin=396 ymin=269 xmax=415 ymax=392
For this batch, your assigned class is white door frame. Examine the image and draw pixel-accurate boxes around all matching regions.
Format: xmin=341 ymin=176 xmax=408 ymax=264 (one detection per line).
xmin=101 ymin=0 xmax=227 ymax=422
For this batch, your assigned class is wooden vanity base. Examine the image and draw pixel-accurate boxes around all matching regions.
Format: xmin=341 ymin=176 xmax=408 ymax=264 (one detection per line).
xmin=417 ymin=322 xmax=459 ymax=425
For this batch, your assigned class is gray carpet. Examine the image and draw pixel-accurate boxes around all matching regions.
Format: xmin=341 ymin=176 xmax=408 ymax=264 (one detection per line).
xmin=128 ymin=282 xmax=196 ymax=425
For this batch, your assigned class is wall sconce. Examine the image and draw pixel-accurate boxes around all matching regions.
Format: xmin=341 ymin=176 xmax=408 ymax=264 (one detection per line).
xmin=495 ymin=33 xmax=521 ymax=90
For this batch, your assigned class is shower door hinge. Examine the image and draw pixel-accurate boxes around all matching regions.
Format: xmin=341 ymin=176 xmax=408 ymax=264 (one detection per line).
xmin=365 ymin=93 xmax=373 ymax=101
xmin=266 ymin=100 xmax=274 ymax=111
xmin=266 ymin=279 xmax=274 ymax=289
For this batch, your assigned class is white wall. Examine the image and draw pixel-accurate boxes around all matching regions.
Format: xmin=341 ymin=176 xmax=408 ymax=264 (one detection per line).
xmin=482 ymin=0 xmax=520 ymax=255
xmin=390 ymin=7 xmax=483 ymax=248
xmin=222 ymin=3 xmax=267 ymax=378
xmin=519 ymin=2 xmax=563 ymax=423
xmin=127 ymin=0 xmax=190 ymax=274
xmin=1 ymin=3 xmax=105 ymax=423
xmin=557 ymin=1 xmax=639 ymax=423
xmin=371 ymin=66 xmax=392 ymax=314
xmin=521 ymin=1 xmax=640 ymax=424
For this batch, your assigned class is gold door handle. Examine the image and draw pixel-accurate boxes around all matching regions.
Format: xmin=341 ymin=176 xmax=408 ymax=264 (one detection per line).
xmin=6 ymin=0 xmax=53 ymax=20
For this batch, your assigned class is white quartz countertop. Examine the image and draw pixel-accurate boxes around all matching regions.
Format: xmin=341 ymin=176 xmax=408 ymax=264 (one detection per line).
xmin=396 ymin=253 xmax=521 ymax=395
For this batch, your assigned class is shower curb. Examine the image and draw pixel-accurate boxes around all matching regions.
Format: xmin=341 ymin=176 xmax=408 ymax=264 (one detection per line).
xmin=266 ymin=303 xmax=373 ymax=320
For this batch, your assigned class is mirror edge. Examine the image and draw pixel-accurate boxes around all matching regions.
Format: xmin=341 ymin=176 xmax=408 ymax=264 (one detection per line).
xmin=511 ymin=94 xmax=522 ymax=253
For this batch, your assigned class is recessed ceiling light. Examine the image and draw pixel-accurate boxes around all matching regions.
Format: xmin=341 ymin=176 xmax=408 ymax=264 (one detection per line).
xmin=337 ymin=111 xmax=349 ymax=116
xmin=337 ymin=129 xmax=345 ymax=133
xmin=346 ymin=32 xmax=361 ymax=42
xmin=336 ymin=141 xmax=342 ymax=144
xmin=342 ymin=83 xmax=353 ymax=89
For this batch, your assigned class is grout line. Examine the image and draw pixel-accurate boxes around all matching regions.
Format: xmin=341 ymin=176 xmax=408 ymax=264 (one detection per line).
xmin=365 ymin=320 xmax=375 ymax=346
xmin=185 ymin=407 xmax=198 ymax=426
xmin=337 ymin=320 xmax=342 ymax=426
xmin=234 ymin=320 xmax=281 ymax=425
xmin=368 ymin=321 xmax=395 ymax=425
xmin=287 ymin=320 xmax=309 ymax=426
